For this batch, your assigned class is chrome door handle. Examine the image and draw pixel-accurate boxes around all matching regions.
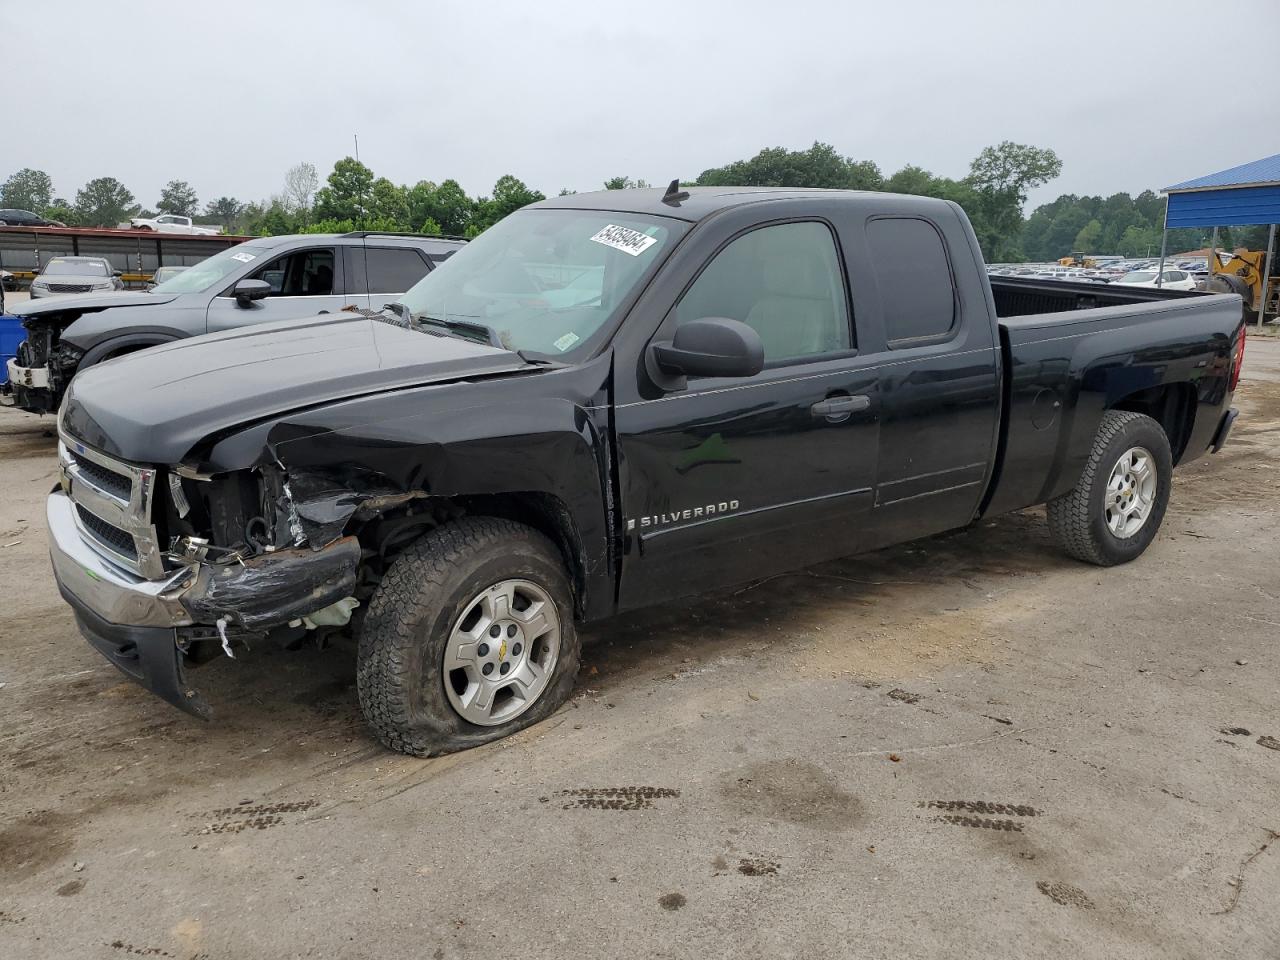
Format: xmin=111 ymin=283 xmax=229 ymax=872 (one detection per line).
xmin=810 ymin=395 xmax=870 ymax=421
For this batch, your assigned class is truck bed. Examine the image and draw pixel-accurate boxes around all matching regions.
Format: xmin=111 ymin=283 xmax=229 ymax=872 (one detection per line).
xmin=982 ymin=282 xmax=1243 ymax=519
xmin=990 ymin=275 xmax=1200 ymax=318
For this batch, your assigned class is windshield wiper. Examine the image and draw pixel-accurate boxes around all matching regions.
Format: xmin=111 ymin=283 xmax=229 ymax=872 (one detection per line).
xmin=411 ymin=311 xmax=506 ymax=349
xmin=381 ymin=305 xmax=556 ymax=365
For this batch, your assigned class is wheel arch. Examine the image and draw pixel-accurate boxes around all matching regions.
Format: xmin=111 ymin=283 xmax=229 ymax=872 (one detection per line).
xmin=1109 ymin=382 xmax=1197 ymax=465
xmin=80 ymin=332 xmax=182 ymax=369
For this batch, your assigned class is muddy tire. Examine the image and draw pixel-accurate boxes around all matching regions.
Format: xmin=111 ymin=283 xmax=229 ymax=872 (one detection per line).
xmin=356 ymin=517 xmax=579 ymax=757
xmin=1046 ymin=411 xmax=1172 ymax=566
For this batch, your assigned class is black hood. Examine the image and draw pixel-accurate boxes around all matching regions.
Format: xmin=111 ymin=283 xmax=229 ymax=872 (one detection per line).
xmin=15 ymin=290 xmax=179 ymax=319
xmin=61 ymin=313 xmax=535 ymax=464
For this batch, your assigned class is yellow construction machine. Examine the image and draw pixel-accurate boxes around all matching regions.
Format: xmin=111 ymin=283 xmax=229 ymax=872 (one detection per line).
xmin=1203 ymin=249 xmax=1278 ymax=323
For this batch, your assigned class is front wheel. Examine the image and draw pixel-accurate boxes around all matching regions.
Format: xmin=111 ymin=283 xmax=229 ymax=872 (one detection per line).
xmin=357 ymin=517 xmax=580 ymax=756
xmin=1046 ymin=411 xmax=1172 ymax=566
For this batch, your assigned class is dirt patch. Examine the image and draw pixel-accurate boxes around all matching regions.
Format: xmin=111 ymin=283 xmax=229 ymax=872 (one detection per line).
xmin=0 ymin=809 xmax=76 ymax=880
xmin=722 ymin=759 xmax=862 ymax=830
xmin=658 ymin=892 xmax=686 ymax=911
xmin=737 ymin=857 xmax=780 ymax=876
xmin=57 ymin=879 xmax=86 ymax=896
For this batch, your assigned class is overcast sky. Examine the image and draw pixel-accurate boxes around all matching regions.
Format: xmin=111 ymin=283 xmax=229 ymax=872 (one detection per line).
xmin=6 ymin=0 xmax=1276 ymax=213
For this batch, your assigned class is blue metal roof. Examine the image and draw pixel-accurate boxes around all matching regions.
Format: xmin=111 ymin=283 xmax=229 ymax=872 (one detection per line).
xmin=1166 ymin=185 xmax=1280 ymax=228
xmin=1165 ymin=153 xmax=1280 ymax=192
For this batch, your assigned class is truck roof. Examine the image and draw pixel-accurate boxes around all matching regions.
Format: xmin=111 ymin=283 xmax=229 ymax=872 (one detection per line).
xmin=532 ymin=186 xmax=948 ymax=222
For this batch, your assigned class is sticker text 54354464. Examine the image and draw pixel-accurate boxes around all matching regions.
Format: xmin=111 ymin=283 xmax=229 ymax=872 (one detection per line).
xmin=590 ymin=224 xmax=658 ymax=257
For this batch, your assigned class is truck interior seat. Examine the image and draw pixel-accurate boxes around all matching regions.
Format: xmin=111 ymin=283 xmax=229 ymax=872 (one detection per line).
xmin=745 ymin=248 xmax=838 ymax=360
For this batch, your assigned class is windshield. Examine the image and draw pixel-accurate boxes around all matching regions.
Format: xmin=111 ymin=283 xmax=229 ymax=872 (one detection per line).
xmin=151 ymin=243 xmax=271 ymax=294
xmin=1120 ymin=271 xmax=1157 ymax=283
xmin=44 ymin=259 xmax=109 ymax=277
xmin=397 ymin=209 xmax=684 ymax=356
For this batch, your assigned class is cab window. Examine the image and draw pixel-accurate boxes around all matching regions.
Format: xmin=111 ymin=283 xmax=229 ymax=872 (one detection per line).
xmin=674 ymin=221 xmax=851 ymax=363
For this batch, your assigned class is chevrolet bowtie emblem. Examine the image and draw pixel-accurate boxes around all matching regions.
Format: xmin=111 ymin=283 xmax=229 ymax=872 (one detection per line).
xmin=499 ymin=639 xmax=508 ymax=660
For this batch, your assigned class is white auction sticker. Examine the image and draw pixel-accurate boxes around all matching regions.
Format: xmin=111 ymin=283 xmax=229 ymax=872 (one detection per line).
xmin=230 ymin=251 xmax=257 ymax=263
xmin=589 ymin=224 xmax=658 ymax=257
xmin=553 ymin=331 xmax=581 ymax=352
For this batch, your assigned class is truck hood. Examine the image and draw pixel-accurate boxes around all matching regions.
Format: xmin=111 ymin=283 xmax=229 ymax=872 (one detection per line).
xmin=15 ymin=291 xmax=179 ymax=319
xmin=61 ymin=313 xmax=537 ymax=464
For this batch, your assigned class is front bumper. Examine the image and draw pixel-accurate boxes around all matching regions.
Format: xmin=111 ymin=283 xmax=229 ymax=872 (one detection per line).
xmin=4 ymin=359 xmax=56 ymax=413
xmin=48 ymin=489 xmax=361 ymax=718
xmin=47 ymin=490 xmax=209 ymax=716
xmin=6 ymin=358 xmax=49 ymax=390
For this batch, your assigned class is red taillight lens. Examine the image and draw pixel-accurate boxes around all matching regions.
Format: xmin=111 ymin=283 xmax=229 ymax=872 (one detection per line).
xmin=1229 ymin=332 xmax=1245 ymax=392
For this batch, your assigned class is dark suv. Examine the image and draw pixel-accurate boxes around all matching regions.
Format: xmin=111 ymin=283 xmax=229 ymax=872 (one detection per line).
xmin=4 ymin=231 xmax=465 ymax=414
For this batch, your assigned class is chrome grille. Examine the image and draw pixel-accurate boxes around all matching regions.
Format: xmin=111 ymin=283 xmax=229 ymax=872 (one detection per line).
xmin=69 ymin=450 xmax=132 ymax=500
xmin=58 ymin=431 xmax=164 ymax=579
xmin=48 ymin=283 xmax=93 ymax=293
xmin=76 ymin=504 xmax=139 ymax=560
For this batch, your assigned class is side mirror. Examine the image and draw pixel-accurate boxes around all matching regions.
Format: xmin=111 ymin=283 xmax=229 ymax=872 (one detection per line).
xmin=647 ymin=317 xmax=764 ymax=388
xmin=233 ymin=278 xmax=271 ymax=307
xmin=112 ymin=270 xmax=123 ymax=278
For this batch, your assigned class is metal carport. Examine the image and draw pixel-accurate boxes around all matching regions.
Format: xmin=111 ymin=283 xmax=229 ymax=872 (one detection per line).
xmin=1159 ymin=152 xmax=1280 ymax=327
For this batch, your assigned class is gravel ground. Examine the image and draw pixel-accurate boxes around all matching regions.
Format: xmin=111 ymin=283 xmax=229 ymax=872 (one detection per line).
xmin=1 ymin=340 xmax=1277 ymax=960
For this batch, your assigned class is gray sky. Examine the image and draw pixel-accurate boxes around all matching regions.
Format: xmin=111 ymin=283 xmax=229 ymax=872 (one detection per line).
xmin=6 ymin=0 xmax=1276 ymax=213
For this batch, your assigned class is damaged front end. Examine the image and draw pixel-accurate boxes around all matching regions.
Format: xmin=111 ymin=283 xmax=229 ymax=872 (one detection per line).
xmin=49 ymin=438 xmax=414 ymax=719
xmin=3 ymin=320 xmax=81 ymax=414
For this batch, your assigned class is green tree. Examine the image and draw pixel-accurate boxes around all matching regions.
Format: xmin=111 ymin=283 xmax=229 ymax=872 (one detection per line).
xmin=43 ymin=200 xmax=79 ymax=226
xmin=1 ymin=168 xmax=54 ymax=211
xmin=406 ymin=179 xmax=473 ymax=236
xmin=369 ymin=177 xmax=409 ymax=228
xmin=313 ymin=157 xmax=375 ymax=223
xmin=697 ymin=141 xmax=882 ymax=190
xmin=473 ymin=175 xmax=545 ymax=230
xmin=203 ymin=196 xmax=245 ymax=231
xmin=603 ymin=176 xmax=651 ymax=190
xmin=1073 ymin=218 xmax=1103 ymax=253
xmin=157 ymin=179 xmax=199 ymax=217
xmin=419 ymin=216 xmax=443 ymax=235
xmin=75 ymin=177 xmax=137 ymax=227
xmin=965 ymin=142 xmax=1063 ymax=262
xmin=884 ymin=165 xmax=937 ymax=195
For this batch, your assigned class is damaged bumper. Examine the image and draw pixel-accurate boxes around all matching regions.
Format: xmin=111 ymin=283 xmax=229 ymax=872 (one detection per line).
xmin=47 ymin=489 xmax=360 ymax=718
xmin=3 ymin=359 xmax=56 ymax=413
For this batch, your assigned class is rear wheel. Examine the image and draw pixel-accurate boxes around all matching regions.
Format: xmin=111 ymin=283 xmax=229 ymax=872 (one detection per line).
xmin=356 ymin=517 xmax=580 ymax=756
xmin=1046 ymin=411 xmax=1172 ymax=566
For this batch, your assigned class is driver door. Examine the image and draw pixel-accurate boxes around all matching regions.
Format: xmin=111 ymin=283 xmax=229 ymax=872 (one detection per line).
xmin=614 ymin=213 xmax=880 ymax=609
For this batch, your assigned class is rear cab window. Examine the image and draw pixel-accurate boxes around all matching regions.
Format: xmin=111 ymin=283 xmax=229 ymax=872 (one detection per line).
xmin=865 ymin=217 xmax=957 ymax=347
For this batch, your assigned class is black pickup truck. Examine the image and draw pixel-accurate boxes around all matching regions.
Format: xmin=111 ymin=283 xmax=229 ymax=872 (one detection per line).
xmin=46 ymin=185 xmax=1244 ymax=756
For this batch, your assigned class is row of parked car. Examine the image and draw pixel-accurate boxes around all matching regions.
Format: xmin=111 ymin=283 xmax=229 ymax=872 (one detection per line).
xmin=989 ymin=258 xmax=1210 ymax=291
xmin=0 ymin=207 xmax=222 ymax=234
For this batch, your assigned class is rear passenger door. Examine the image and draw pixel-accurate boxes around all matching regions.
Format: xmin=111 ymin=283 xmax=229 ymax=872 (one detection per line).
xmin=351 ymin=245 xmax=433 ymax=312
xmin=206 ymin=244 xmax=355 ymax=332
xmin=855 ymin=212 xmax=1001 ymax=547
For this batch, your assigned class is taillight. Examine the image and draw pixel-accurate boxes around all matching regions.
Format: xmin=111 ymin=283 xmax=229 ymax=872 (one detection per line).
xmin=1229 ymin=332 xmax=1245 ymax=392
